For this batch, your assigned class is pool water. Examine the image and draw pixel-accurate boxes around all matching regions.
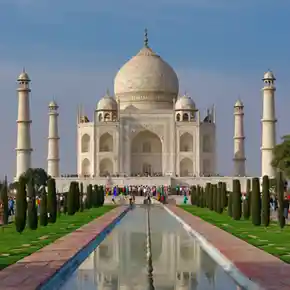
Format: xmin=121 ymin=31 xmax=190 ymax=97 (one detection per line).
xmin=59 ymin=205 xmax=244 ymax=290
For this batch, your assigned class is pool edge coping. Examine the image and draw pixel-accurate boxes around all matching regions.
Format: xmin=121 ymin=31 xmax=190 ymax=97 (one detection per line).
xmin=164 ymin=205 xmax=263 ymax=290
xmin=0 ymin=205 xmax=130 ymax=290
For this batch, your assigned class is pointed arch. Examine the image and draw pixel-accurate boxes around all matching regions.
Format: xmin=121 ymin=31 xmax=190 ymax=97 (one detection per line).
xmin=180 ymin=158 xmax=193 ymax=177
xmin=131 ymin=130 xmax=162 ymax=176
xmin=180 ymin=132 xmax=193 ymax=152
xmin=81 ymin=134 xmax=90 ymax=153
xmin=99 ymin=133 xmax=113 ymax=152
xmin=81 ymin=158 xmax=91 ymax=176
xmin=99 ymin=158 xmax=113 ymax=176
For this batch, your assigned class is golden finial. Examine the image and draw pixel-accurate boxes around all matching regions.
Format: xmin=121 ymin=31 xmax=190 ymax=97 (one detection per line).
xmin=144 ymin=28 xmax=149 ymax=47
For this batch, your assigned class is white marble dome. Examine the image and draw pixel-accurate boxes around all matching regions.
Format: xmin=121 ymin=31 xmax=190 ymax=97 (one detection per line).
xmin=17 ymin=71 xmax=30 ymax=81
xmin=263 ymin=70 xmax=275 ymax=80
xmin=175 ymin=94 xmax=195 ymax=110
xmin=114 ymin=43 xmax=179 ymax=110
xmin=97 ymin=93 xmax=117 ymax=111
xmin=234 ymin=99 xmax=243 ymax=107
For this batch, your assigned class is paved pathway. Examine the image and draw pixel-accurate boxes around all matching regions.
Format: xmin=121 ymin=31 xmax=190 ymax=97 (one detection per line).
xmin=167 ymin=205 xmax=290 ymax=290
xmin=0 ymin=206 xmax=128 ymax=290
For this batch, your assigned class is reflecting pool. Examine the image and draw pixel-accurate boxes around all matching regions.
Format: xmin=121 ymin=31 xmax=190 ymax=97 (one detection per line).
xmin=59 ymin=205 xmax=244 ymax=290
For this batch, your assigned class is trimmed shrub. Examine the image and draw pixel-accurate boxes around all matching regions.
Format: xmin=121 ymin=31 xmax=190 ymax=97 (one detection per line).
xmin=190 ymin=186 xmax=195 ymax=205
xmin=251 ymin=177 xmax=261 ymax=226
xmin=86 ymin=184 xmax=93 ymax=209
xmin=15 ymin=177 xmax=27 ymax=233
xmin=243 ymin=179 xmax=251 ymax=220
xmin=47 ymin=178 xmax=57 ymax=223
xmin=205 ymin=183 xmax=210 ymax=208
xmin=39 ymin=188 xmax=48 ymax=226
xmin=228 ymin=191 xmax=233 ymax=217
xmin=27 ymin=178 xmax=38 ymax=230
xmin=100 ymin=186 xmax=105 ymax=206
xmin=75 ymin=182 xmax=80 ymax=212
xmin=232 ymin=179 xmax=242 ymax=220
xmin=67 ymin=182 xmax=76 ymax=215
xmin=1 ymin=177 xmax=9 ymax=225
xmin=79 ymin=183 xmax=84 ymax=212
xmin=262 ymin=175 xmax=270 ymax=227
xmin=277 ymin=172 xmax=286 ymax=229
xmin=222 ymin=183 xmax=228 ymax=208
xmin=63 ymin=192 xmax=68 ymax=214
xmin=212 ymin=184 xmax=217 ymax=211
xmin=208 ymin=184 xmax=214 ymax=211
xmin=216 ymin=184 xmax=222 ymax=214
xmin=93 ymin=185 xmax=99 ymax=207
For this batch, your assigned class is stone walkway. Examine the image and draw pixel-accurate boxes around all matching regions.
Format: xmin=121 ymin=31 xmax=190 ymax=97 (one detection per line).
xmin=167 ymin=205 xmax=290 ymax=290
xmin=0 ymin=206 xmax=128 ymax=290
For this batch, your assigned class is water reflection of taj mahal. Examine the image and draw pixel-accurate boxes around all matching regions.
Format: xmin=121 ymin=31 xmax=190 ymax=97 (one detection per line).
xmin=76 ymin=229 xmax=217 ymax=289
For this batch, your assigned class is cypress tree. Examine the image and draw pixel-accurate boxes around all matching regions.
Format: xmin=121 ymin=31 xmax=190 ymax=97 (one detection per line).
xmin=208 ymin=184 xmax=214 ymax=211
xmin=205 ymin=183 xmax=210 ymax=208
xmin=222 ymin=183 xmax=228 ymax=208
xmin=93 ymin=185 xmax=99 ymax=207
xmin=57 ymin=193 xmax=61 ymax=217
xmin=100 ymin=186 xmax=105 ymax=206
xmin=190 ymin=186 xmax=194 ymax=205
xmin=195 ymin=186 xmax=200 ymax=207
xmin=232 ymin=179 xmax=242 ymax=220
xmin=212 ymin=184 xmax=217 ymax=211
xmin=79 ymin=183 xmax=84 ymax=212
xmin=277 ymin=171 xmax=286 ymax=229
xmin=217 ymin=183 xmax=223 ymax=213
xmin=86 ymin=184 xmax=93 ymax=209
xmin=262 ymin=175 xmax=270 ymax=227
xmin=15 ymin=177 xmax=27 ymax=233
xmin=1 ymin=176 xmax=9 ymax=225
xmin=47 ymin=178 xmax=57 ymax=223
xmin=63 ymin=192 xmax=68 ymax=214
xmin=228 ymin=191 xmax=233 ymax=217
xmin=27 ymin=178 xmax=38 ymax=230
xmin=200 ymin=187 xmax=205 ymax=208
xmin=39 ymin=188 xmax=48 ymax=226
xmin=216 ymin=184 xmax=222 ymax=213
xmin=251 ymin=177 xmax=261 ymax=226
xmin=243 ymin=179 xmax=251 ymax=220
xmin=67 ymin=182 xmax=76 ymax=215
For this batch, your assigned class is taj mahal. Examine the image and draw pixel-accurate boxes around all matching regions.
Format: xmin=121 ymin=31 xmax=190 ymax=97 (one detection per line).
xmin=14 ymin=30 xmax=278 ymax=192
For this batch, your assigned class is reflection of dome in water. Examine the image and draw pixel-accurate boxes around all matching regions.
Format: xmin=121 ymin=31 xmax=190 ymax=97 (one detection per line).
xmin=114 ymin=29 xmax=179 ymax=110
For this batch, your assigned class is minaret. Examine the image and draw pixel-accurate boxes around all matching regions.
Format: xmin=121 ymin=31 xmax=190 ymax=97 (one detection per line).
xmin=15 ymin=69 xmax=32 ymax=180
xmin=233 ymin=100 xmax=246 ymax=176
xmin=261 ymin=71 xmax=277 ymax=178
xmin=47 ymin=100 xmax=60 ymax=177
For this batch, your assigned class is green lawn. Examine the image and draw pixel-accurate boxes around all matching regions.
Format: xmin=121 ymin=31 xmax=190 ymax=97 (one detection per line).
xmin=180 ymin=205 xmax=290 ymax=263
xmin=0 ymin=205 xmax=116 ymax=270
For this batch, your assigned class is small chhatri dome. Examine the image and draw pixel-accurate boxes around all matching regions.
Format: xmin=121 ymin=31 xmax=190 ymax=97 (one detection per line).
xmin=263 ymin=70 xmax=275 ymax=81
xmin=97 ymin=90 xmax=118 ymax=111
xmin=175 ymin=94 xmax=196 ymax=110
xmin=17 ymin=68 xmax=30 ymax=81
xmin=234 ymin=99 xmax=243 ymax=107
xmin=48 ymin=100 xmax=58 ymax=108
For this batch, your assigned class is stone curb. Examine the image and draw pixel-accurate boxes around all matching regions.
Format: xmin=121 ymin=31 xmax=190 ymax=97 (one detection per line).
xmin=0 ymin=206 xmax=130 ymax=290
xmin=164 ymin=205 xmax=262 ymax=290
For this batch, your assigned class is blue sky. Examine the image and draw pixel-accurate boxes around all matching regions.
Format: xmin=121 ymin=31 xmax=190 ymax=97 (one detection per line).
xmin=0 ymin=0 xmax=290 ymax=179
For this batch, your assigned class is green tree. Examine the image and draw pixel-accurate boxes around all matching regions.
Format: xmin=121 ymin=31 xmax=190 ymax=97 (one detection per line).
xmin=47 ymin=178 xmax=57 ymax=223
xmin=39 ymin=188 xmax=48 ymax=226
xmin=190 ymin=186 xmax=195 ymax=205
xmin=251 ymin=178 xmax=261 ymax=226
xmin=232 ymin=179 xmax=242 ymax=220
xmin=277 ymin=171 xmax=286 ymax=229
xmin=100 ymin=186 xmax=105 ymax=206
xmin=93 ymin=185 xmax=98 ymax=207
xmin=271 ymin=135 xmax=290 ymax=178
xmin=205 ymin=183 xmax=210 ymax=208
xmin=15 ymin=177 xmax=27 ymax=233
xmin=67 ymin=182 xmax=76 ymax=215
xmin=27 ymin=178 xmax=38 ymax=230
xmin=222 ymin=183 xmax=228 ymax=208
xmin=261 ymin=175 xmax=270 ymax=227
xmin=243 ymin=179 xmax=251 ymax=220
xmin=63 ymin=192 xmax=68 ymax=214
xmin=75 ymin=182 xmax=80 ymax=211
xmin=227 ymin=191 xmax=233 ymax=217
xmin=1 ymin=176 xmax=9 ymax=225
xmin=20 ymin=168 xmax=49 ymax=194
xmin=212 ymin=184 xmax=217 ymax=211
xmin=79 ymin=183 xmax=84 ymax=212
xmin=86 ymin=184 xmax=93 ymax=209
xmin=216 ymin=184 xmax=222 ymax=214
xmin=208 ymin=184 xmax=214 ymax=211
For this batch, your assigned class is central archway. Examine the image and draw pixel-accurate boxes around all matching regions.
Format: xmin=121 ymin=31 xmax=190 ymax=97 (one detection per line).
xmin=131 ymin=130 xmax=162 ymax=176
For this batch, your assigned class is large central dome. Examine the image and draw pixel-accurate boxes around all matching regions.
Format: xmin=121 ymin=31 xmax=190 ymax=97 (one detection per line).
xmin=114 ymin=31 xmax=179 ymax=110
